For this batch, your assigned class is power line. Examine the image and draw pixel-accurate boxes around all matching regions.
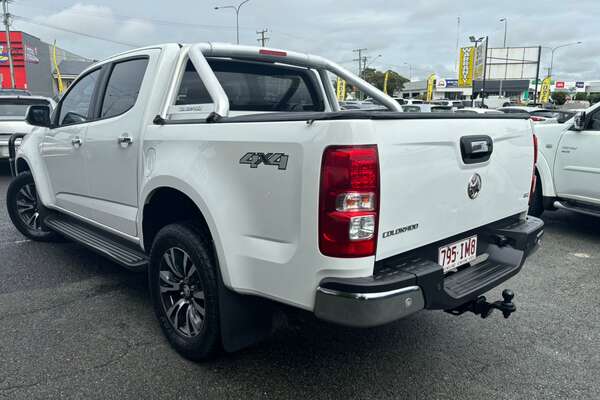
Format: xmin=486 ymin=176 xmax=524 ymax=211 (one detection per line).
xmin=14 ymin=0 xmax=246 ymax=32
xmin=13 ymin=15 xmax=141 ymax=47
xmin=256 ymin=28 xmax=269 ymax=46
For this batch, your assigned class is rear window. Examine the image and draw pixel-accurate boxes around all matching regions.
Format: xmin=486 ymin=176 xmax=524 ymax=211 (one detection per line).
xmin=402 ymin=105 xmax=421 ymax=112
xmin=176 ymin=60 xmax=324 ymax=112
xmin=431 ymin=106 xmax=452 ymax=113
xmin=0 ymin=98 xmax=50 ymax=119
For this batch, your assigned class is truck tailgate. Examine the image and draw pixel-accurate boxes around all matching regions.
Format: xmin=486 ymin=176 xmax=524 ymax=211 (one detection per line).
xmin=375 ymin=117 xmax=533 ymax=261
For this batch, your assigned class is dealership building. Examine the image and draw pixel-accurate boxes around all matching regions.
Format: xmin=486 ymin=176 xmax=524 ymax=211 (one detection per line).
xmin=397 ymin=43 xmax=600 ymax=101
xmin=0 ymin=31 xmax=93 ymax=98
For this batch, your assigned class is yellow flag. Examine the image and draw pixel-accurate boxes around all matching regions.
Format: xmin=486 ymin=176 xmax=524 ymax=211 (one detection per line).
xmin=458 ymin=47 xmax=475 ymax=87
xmin=426 ymin=74 xmax=436 ymax=102
xmin=336 ymin=77 xmax=347 ymax=101
xmin=52 ymin=41 xmax=64 ymax=94
xmin=383 ymin=71 xmax=389 ymax=94
xmin=539 ymin=77 xmax=552 ymax=104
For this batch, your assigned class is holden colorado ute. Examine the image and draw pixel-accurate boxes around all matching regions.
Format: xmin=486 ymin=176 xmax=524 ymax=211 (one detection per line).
xmin=6 ymin=43 xmax=543 ymax=360
xmin=530 ymin=102 xmax=600 ymax=217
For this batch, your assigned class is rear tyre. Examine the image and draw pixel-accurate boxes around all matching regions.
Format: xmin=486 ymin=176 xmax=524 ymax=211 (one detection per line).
xmin=528 ymin=176 xmax=544 ymax=217
xmin=6 ymin=172 xmax=62 ymax=242
xmin=149 ymin=223 xmax=221 ymax=361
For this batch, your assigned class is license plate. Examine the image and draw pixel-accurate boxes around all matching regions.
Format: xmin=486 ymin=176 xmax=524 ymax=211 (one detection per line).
xmin=438 ymin=235 xmax=477 ymax=273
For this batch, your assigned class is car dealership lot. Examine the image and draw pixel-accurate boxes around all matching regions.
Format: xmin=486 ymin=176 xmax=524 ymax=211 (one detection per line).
xmin=0 ymin=165 xmax=598 ymax=400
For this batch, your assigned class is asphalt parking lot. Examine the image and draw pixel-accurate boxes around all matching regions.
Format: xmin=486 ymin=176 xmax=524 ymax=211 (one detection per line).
xmin=0 ymin=163 xmax=598 ymax=400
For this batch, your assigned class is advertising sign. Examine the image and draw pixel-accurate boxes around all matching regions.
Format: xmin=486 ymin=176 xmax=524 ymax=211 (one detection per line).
xmin=473 ymin=38 xmax=488 ymax=81
xmin=555 ymin=81 xmax=565 ymax=89
xmin=575 ymin=81 xmax=585 ymax=89
xmin=458 ymin=47 xmax=474 ymax=87
xmin=336 ymin=77 xmax=346 ymax=101
xmin=539 ymin=76 xmax=552 ymax=104
xmin=426 ymin=74 xmax=436 ymax=102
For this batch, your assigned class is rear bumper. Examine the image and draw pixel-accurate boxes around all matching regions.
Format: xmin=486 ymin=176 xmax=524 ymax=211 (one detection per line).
xmin=314 ymin=216 xmax=544 ymax=327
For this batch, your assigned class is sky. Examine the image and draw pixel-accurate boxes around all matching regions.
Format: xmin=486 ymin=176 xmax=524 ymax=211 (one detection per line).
xmin=9 ymin=0 xmax=600 ymax=81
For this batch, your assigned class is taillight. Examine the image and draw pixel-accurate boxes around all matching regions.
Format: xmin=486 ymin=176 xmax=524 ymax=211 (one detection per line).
xmin=530 ymin=116 xmax=545 ymax=122
xmin=319 ymin=145 xmax=379 ymax=257
xmin=529 ymin=134 xmax=538 ymax=204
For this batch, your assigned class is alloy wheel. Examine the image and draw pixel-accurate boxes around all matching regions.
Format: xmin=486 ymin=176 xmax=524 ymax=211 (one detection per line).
xmin=159 ymin=247 xmax=206 ymax=337
xmin=16 ymin=183 xmax=42 ymax=231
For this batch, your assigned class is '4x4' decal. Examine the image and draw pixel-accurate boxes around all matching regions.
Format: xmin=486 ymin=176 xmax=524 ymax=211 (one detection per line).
xmin=239 ymin=152 xmax=289 ymax=170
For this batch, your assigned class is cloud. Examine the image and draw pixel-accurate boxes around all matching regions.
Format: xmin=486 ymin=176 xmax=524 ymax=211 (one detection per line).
xmin=12 ymin=0 xmax=600 ymax=80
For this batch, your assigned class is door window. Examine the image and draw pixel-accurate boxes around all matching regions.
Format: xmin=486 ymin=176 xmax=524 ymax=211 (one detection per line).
xmin=588 ymin=110 xmax=600 ymax=131
xmin=58 ymin=69 xmax=101 ymax=126
xmin=100 ymin=58 xmax=149 ymax=119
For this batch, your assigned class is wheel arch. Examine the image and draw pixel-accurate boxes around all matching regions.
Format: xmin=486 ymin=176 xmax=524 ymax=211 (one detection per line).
xmin=535 ymin=151 xmax=555 ymax=198
xmin=140 ymin=178 xmax=230 ymax=286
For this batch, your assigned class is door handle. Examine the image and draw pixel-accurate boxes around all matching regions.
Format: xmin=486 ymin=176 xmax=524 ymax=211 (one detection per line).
xmin=118 ymin=133 xmax=133 ymax=148
xmin=71 ymin=136 xmax=82 ymax=148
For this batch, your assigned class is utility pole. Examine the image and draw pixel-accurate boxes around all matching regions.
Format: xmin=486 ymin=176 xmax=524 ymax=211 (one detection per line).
xmin=256 ymin=29 xmax=269 ymax=46
xmin=352 ymin=48 xmax=367 ymax=100
xmin=2 ymin=0 xmax=15 ymax=88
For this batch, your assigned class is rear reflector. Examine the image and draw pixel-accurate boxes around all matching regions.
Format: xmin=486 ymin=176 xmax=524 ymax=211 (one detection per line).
xmin=319 ymin=145 xmax=379 ymax=257
xmin=259 ymin=49 xmax=287 ymax=57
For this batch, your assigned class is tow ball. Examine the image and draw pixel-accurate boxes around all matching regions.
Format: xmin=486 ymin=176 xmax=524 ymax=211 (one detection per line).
xmin=446 ymin=289 xmax=516 ymax=319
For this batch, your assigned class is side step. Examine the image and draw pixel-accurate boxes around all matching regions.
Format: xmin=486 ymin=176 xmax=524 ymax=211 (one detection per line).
xmin=44 ymin=214 xmax=148 ymax=270
xmin=554 ymin=200 xmax=600 ymax=218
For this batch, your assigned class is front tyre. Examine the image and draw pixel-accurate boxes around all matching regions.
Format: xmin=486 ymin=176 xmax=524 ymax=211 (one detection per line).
xmin=6 ymin=172 xmax=61 ymax=241
xmin=149 ymin=223 xmax=221 ymax=361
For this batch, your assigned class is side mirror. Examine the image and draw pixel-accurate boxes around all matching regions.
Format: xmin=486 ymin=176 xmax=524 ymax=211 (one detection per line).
xmin=25 ymin=105 xmax=52 ymax=128
xmin=572 ymin=111 xmax=586 ymax=131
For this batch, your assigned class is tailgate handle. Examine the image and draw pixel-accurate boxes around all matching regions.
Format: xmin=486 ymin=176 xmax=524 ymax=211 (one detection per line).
xmin=460 ymin=135 xmax=493 ymax=164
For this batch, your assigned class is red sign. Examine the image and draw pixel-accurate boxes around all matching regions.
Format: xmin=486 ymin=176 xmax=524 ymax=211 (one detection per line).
xmin=555 ymin=81 xmax=565 ymax=89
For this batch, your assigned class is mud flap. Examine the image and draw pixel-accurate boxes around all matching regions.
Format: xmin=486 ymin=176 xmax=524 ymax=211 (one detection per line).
xmin=218 ymin=280 xmax=277 ymax=353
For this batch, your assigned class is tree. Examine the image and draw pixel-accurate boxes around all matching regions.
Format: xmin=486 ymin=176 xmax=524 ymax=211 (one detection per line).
xmin=574 ymin=92 xmax=588 ymax=101
xmin=552 ymin=92 xmax=567 ymax=105
xmin=361 ymin=68 xmax=409 ymax=96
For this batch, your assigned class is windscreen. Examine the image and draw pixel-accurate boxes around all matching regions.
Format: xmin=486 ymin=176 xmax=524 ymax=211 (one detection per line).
xmin=176 ymin=59 xmax=324 ymax=112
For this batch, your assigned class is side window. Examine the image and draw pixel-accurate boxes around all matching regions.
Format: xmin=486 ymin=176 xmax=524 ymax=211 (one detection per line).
xmin=588 ymin=110 xmax=600 ymax=131
xmin=100 ymin=58 xmax=149 ymax=119
xmin=58 ymin=69 xmax=101 ymax=126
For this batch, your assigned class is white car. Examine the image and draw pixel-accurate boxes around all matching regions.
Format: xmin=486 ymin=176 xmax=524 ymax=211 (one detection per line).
xmin=497 ymin=106 xmax=558 ymax=123
xmin=530 ymin=103 xmax=600 ymax=217
xmin=455 ymin=107 xmax=504 ymax=115
xmin=7 ymin=43 xmax=543 ymax=360
xmin=0 ymin=95 xmax=55 ymax=159
xmin=411 ymin=103 xmax=453 ymax=113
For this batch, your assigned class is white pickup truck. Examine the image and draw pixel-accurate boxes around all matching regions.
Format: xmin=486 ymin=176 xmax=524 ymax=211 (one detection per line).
xmin=6 ymin=43 xmax=543 ymax=360
xmin=530 ymin=102 xmax=600 ymax=217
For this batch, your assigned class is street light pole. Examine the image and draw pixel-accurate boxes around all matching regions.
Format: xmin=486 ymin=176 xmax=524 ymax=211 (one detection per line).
xmin=499 ymin=18 xmax=508 ymax=97
xmin=404 ymin=62 xmax=412 ymax=81
xmin=214 ymin=0 xmax=251 ymax=44
xmin=500 ymin=18 xmax=507 ymax=47
xmin=549 ymin=41 xmax=582 ymax=78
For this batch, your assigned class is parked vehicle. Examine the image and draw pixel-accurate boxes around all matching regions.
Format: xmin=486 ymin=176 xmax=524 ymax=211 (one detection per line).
xmin=404 ymin=98 xmax=424 ymax=105
xmin=530 ymin=103 xmax=600 ymax=217
xmin=7 ymin=43 xmax=543 ymax=360
xmin=530 ymin=109 xmax=576 ymax=124
xmin=401 ymin=105 xmax=421 ymax=112
xmin=431 ymin=99 xmax=464 ymax=110
xmin=0 ymin=95 xmax=56 ymax=159
xmin=498 ymin=106 xmax=558 ymax=123
xmin=412 ymin=104 xmax=453 ymax=113
xmin=454 ymin=107 xmax=504 ymax=115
